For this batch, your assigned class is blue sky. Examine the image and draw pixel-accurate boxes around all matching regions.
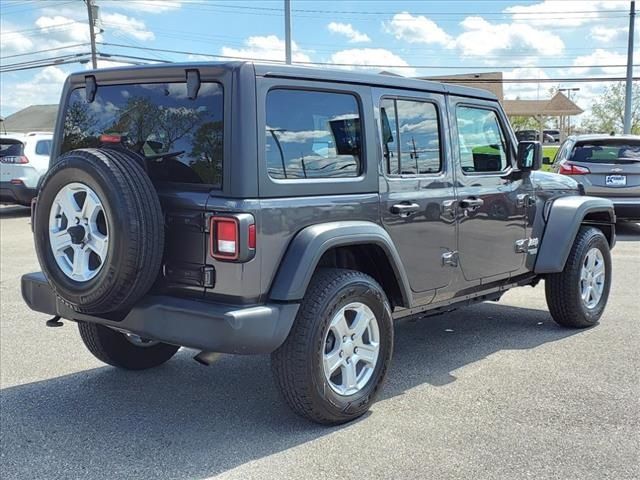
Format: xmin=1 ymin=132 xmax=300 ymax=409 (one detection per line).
xmin=1 ymin=0 xmax=638 ymax=121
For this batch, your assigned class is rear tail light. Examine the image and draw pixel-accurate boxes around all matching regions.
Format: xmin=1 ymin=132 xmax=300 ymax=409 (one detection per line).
xmin=559 ymin=163 xmax=590 ymax=175
xmin=10 ymin=179 xmax=24 ymax=185
xmin=0 ymin=155 xmax=29 ymax=164
xmin=209 ymin=215 xmax=256 ymax=262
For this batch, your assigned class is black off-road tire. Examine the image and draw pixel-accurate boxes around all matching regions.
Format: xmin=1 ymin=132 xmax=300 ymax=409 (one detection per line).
xmin=78 ymin=322 xmax=179 ymax=370
xmin=545 ymin=226 xmax=612 ymax=328
xmin=34 ymin=148 xmax=164 ymax=314
xmin=271 ymin=268 xmax=394 ymax=425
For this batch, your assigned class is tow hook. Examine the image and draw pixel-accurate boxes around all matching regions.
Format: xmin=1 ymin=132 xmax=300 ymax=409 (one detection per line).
xmin=45 ymin=315 xmax=64 ymax=327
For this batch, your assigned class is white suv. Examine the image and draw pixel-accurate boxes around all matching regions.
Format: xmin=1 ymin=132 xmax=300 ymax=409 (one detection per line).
xmin=0 ymin=132 xmax=52 ymax=206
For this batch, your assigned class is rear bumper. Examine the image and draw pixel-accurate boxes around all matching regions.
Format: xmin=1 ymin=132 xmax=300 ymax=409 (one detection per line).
xmin=0 ymin=182 xmax=37 ymax=206
xmin=21 ymin=272 xmax=299 ymax=354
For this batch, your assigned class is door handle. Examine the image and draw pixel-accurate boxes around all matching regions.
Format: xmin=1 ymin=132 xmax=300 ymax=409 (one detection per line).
xmin=390 ymin=202 xmax=420 ymax=215
xmin=459 ymin=197 xmax=484 ymax=209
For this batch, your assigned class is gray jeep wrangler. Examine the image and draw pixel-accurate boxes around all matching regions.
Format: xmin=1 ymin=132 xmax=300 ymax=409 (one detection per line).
xmin=22 ymin=62 xmax=615 ymax=424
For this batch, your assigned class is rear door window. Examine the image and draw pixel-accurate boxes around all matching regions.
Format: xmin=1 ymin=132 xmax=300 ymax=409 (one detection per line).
xmin=380 ymin=98 xmax=441 ymax=175
xmin=62 ymin=82 xmax=224 ymax=188
xmin=265 ymin=89 xmax=362 ymax=179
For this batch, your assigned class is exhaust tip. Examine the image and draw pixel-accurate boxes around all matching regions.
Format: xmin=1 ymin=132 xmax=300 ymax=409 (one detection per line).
xmin=193 ymin=351 xmax=222 ymax=366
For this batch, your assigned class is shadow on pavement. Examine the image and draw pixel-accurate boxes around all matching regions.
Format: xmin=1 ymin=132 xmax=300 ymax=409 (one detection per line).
xmin=0 ymin=205 xmax=30 ymax=218
xmin=1 ymin=302 xmax=581 ymax=479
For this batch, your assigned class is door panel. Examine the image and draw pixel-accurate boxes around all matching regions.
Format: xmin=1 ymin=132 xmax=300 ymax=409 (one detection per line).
xmin=377 ymin=90 xmax=457 ymax=296
xmin=450 ymin=98 xmax=527 ymax=281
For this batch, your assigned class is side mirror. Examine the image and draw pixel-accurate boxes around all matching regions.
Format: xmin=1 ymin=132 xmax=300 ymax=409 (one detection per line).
xmin=542 ymin=156 xmax=553 ymax=165
xmin=517 ymin=141 xmax=542 ymax=171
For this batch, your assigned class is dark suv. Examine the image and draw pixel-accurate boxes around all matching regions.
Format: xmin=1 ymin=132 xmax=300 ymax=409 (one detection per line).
xmin=22 ymin=62 xmax=616 ymax=424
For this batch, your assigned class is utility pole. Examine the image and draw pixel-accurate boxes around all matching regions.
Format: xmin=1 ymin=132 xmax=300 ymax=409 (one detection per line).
xmin=86 ymin=0 xmax=98 ymax=69
xmin=559 ymin=87 xmax=580 ymax=137
xmin=624 ymin=0 xmax=635 ymax=134
xmin=284 ymin=0 xmax=292 ymax=64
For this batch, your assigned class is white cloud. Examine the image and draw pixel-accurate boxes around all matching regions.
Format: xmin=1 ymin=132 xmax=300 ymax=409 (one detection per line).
xmin=107 ymin=0 xmax=183 ymax=13
xmin=456 ymin=16 xmax=564 ymax=57
xmin=329 ymin=48 xmax=415 ymax=76
xmin=0 ymin=21 xmax=35 ymax=56
xmin=221 ymin=35 xmax=311 ymax=63
xmin=590 ymin=25 xmax=627 ymax=43
xmin=327 ymin=22 xmax=370 ymax=43
xmin=100 ymin=12 xmax=154 ymax=41
xmin=572 ymin=48 xmax=637 ymax=75
xmin=504 ymin=1 xmax=629 ymax=27
xmin=503 ymin=67 xmax=552 ymax=100
xmin=0 ymin=66 xmax=69 ymax=114
xmin=384 ymin=12 xmax=455 ymax=48
xmin=35 ymin=15 xmax=91 ymax=43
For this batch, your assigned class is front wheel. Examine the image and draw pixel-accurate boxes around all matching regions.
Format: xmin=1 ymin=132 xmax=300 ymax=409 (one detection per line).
xmin=545 ymin=226 xmax=612 ymax=328
xmin=271 ymin=268 xmax=394 ymax=425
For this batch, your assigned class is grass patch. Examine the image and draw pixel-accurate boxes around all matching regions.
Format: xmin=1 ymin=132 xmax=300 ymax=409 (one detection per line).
xmin=541 ymin=145 xmax=560 ymax=172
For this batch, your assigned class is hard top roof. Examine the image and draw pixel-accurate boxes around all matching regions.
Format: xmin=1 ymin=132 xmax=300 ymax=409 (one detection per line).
xmin=73 ymin=61 xmax=498 ymax=101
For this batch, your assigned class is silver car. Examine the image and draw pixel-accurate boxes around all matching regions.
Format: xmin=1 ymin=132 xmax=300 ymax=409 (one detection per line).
xmin=550 ymin=135 xmax=640 ymax=220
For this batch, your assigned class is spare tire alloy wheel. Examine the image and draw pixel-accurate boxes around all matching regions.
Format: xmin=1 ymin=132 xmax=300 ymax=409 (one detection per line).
xmin=48 ymin=182 xmax=109 ymax=282
xmin=34 ymin=148 xmax=165 ymax=314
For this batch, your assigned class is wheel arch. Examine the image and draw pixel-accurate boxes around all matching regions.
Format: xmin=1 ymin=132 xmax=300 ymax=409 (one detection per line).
xmin=535 ymin=195 xmax=615 ymax=274
xmin=268 ymin=221 xmax=413 ymax=308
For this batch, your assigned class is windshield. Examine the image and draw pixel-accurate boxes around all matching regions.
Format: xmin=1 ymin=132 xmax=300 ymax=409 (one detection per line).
xmin=570 ymin=141 xmax=640 ymax=164
xmin=61 ymin=82 xmax=224 ymax=187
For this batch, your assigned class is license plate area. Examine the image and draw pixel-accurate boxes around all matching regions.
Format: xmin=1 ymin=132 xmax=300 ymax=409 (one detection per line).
xmin=605 ymin=175 xmax=627 ymax=187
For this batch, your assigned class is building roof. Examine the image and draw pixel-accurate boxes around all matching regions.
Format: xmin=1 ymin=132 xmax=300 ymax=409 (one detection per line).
xmin=418 ymin=72 xmax=504 ymax=102
xmin=503 ymin=92 xmax=583 ymax=117
xmin=0 ymin=105 xmax=57 ymax=133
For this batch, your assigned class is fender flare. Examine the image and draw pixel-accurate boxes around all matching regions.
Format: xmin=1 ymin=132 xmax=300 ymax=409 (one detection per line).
xmin=534 ymin=195 xmax=615 ymax=274
xmin=269 ymin=221 xmax=413 ymax=307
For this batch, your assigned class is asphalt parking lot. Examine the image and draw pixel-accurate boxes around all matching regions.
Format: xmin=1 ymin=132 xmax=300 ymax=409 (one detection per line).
xmin=0 ymin=204 xmax=638 ymax=480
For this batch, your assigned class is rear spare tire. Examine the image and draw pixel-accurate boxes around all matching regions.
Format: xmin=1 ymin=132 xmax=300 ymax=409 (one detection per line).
xmin=34 ymin=148 xmax=164 ymax=314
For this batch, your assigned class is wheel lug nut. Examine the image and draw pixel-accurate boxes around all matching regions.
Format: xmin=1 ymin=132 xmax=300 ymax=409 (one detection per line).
xmin=346 ymin=357 xmax=351 ymax=364
xmin=342 ymin=336 xmax=347 ymax=342
xmin=351 ymin=334 xmax=355 ymax=340
xmin=75 ymin=218 xmax=80 ymax=225
xmin=339 ymin=351 xmax=343 ymax=357
xmin=354 ymin=347 xmax=359 ymax=353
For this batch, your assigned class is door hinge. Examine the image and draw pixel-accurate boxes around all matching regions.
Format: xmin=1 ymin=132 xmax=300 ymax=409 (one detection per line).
xmin=442 ymin=250 xmax=459 ymax=267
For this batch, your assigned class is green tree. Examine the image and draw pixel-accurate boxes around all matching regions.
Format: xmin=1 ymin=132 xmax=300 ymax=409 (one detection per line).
xmin=581 ymin=82 xmax=640 ymax=134
xmin=61 ymin=100 xmax=98 ymax=152
xmin=190 ymin=120 xmax=223 ymax=185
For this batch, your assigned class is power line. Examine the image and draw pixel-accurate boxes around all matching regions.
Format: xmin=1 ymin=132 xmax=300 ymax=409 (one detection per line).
xmin=0 ymin=43 xmax=89 ymax=60
xmin=97 ymin=42 xmax=640 ymax=71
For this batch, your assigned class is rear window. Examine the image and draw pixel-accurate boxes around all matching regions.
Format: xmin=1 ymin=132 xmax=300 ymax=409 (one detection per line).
xmin=570 ymin=142 xmax=640 ymax=164
xmin=0 ymin=140 xmax=24 ymax=157
xmin=62 ymin=82 xmax=224 ymax=187
xmin=35 ymin=140 xmax=52 ymax=156
xmin=266 ymin=89 xmax=362 ymax=179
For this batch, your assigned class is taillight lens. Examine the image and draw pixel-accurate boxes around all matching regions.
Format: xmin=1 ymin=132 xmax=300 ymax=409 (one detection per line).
xmin=559 ymin=163 xmax=590 ymax=175
xmin=209 ymin=215 xmax=256 ymax=261
xmin=0 ymin=155 xmax=29 ymax=164
xmin=211 ymin=217 xmax=239 ymax=260
xmin=99 ymin=134 xmax=122 ymax=144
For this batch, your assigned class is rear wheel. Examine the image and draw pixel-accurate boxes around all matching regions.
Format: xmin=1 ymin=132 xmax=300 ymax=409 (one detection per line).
xmin=78 ymin=322 xmax=179 ymax=370
xmin=271 ymin=268 xmax=393 ymax=425
xmin=545 ymin=227 xmax=612 ymax=328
